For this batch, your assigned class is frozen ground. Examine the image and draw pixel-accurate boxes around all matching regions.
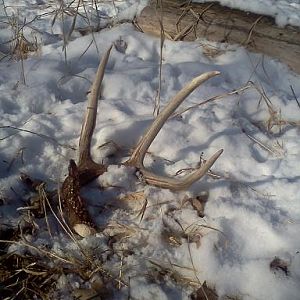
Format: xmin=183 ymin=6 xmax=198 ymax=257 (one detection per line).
xmin=1 ymin=1 xmax=300 ymax=299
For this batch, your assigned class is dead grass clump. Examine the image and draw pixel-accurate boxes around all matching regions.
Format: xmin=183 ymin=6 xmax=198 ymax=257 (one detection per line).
xmin=0 ymin=234 xmax=120 ymax=299
xmin=10 ymin=33 xmax=40 ymax=61
xmin=0 ymin=252 xmax=58 ymax=299
xmin=0 ymin=224 xmax=57 ymax=299
xmin=1 ymin=10 xmax=41 ymax=85
xmin=1 ymin=6 xmax=40 ymax=61
xmin=200 ymin=42 xmax=225 ymax=58
xmin=251 ymin=82 xmax=300 ymax=134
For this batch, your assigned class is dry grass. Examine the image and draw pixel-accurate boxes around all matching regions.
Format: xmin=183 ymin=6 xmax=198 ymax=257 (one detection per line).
xmin=153 ymin=0 xmax=165 ymax=116
xmin=0 ymin=1 xmax=41 ymax=86
xmin=0 ymin=251 xmax=59 ymax=299
xmin=0 ymin=168 xmax=226 ymax=299
xmin=0 ymin=2 xmax=282 ymax=300
xmin=249 ymin=81 xmax=300 ymax=134
xmin=0 ymin=174 xmax=126 ymax=299
xmin=10 ymin=33 xmax=40 ymax=61
xmin=0 ymin=226 xmax=123 ymax=299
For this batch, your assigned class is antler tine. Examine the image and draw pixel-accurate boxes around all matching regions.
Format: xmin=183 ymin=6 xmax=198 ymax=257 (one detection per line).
xmin=138 ymin=149 xmax=223 ymax=190
xmin=77 ymin=45 xmax=113 ymax=184
xmin=126 ymin=71 xmax=223 ymax=190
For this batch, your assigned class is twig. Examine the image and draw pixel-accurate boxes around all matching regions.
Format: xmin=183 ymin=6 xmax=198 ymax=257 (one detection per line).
xmin=0 ymin=239 xmax=75 ymax=264
xmin=290 ymin=85 xmax=300 ymax=109
xmin=81 ymin=0 xmax=99 ymax=55
xmin=0 ymin=125 xmax=75 ymax=150
xmin=63 ymin=0 xmax=81 ymax=50
xmin=36 ymin=184 xmax=53 ymax=238
xmin=242 ymin=16 xmax=263 ymax=45
xmin=78 ymin=39 xmax=93 ymax=61
xmin=153 ymin=0 xmax=165 ymax=116
xmin=175 ymin=218 xmax=202 ymax=286
xmin=241 ymin=128 xmax=278 ymax=155
xmin=137 ymin=198 xmax=148 ymax=223
xmin=60 ymin=1 xmax=68 ymax=65
xmin=6 ymin=147 xmax=25 ymax=172
xmin=198 ymin=3 xmax=215 ymax=20
xmin=172 ymin=84 xmax=252 ymax=118
xmin=175 ymin=1 xmax=190 ymax=34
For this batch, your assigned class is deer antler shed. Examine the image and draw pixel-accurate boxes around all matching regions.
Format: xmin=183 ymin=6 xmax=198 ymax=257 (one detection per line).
xmin=60 ymin=45 xmax=223 ymax=237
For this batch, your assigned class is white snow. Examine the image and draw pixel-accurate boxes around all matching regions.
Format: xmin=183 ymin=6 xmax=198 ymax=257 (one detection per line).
xmin=1 ymin=1 xmax=300 ymax=300
xmin=194 ymin=0 xmax=300 ymax=27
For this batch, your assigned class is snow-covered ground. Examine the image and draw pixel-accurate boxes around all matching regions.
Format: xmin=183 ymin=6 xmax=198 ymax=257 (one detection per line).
xmin=194 ymin=0 xmax=300 ymax=27
xmin=1 ymin=1 xmax=300 ymax=299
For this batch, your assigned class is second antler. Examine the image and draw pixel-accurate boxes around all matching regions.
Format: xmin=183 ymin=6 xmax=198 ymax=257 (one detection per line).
xmin=125 ymin=72 xmax=223 ymax=190
xmin=61 ymin=45 xmax=223 ymax=236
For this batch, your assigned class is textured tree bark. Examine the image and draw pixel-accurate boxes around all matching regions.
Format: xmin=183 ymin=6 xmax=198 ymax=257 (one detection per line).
xmin=136 ymin=0 xmax=300 ymax=74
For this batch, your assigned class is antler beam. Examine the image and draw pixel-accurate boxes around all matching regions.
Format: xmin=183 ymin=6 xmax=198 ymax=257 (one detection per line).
xmin=77 ymin=45 xmax=113 ymax=185
xmin=126 ymin=71 xmax=223 ymax=190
